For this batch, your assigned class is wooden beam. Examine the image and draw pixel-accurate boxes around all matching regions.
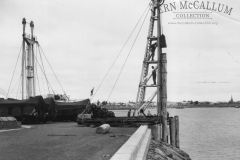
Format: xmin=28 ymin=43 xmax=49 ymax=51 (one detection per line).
xmin=143 ymin=60 xmax=158 ymax=64
xmin=161 ymin=53 xmax=168 ymax=142
xmin=148 ymin=36 xmax=157 ymax=41
xmin=156 ymin=0 xmax=162 ymax=142
xmin=140 ymin=85 xmax=158 ymax=87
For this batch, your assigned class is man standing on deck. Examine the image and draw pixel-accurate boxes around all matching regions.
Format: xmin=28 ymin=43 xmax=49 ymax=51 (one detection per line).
xmin=149 ymin=42 xmax=157 ymax=61
xmin=152 ymin=66 xmax=156 ymax=85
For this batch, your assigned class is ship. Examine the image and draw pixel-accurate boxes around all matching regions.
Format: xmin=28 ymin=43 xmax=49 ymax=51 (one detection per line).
xmin=0 ymin=18 xmax=89 ymax=123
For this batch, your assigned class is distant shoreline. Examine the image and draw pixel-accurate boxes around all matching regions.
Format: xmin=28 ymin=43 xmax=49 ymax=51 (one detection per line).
xmin=102 ymin=104 xmax=240 ymax=110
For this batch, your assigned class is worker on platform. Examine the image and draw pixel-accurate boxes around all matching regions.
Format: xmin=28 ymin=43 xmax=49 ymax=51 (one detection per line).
xmin=152 ymin=66 xmax=156 ymax=85
xmin=140 ymin=109 xmax=147 ymax=117
xmin=149 ymin=42 xmax=158 ymax=61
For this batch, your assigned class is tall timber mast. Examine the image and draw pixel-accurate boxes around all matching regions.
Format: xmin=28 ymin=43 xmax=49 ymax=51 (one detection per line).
xmin=21 ymin=18 xmax=38 ymax=99
xmin=69 ymin=0 xmax=169 ymax=143
xmin=135 ymin=0 xmax=168 ymax=141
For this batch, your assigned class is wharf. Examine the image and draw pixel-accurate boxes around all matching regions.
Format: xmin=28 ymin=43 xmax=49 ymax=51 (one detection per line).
xmin=0 ymin=122 xmax=137 ymax=160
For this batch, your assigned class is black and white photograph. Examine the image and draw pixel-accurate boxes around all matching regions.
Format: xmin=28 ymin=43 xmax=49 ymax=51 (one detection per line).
xmin=0 ymin=0 xmax=240 ymax=159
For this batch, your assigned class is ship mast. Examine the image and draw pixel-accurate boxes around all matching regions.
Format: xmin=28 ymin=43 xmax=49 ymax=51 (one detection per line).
xmin=22 ymin=18 xmax=26 ymax=100
xmin=21 ymin=18 xmax=37 ymax=99
xmin=157 ymin=0 xmax=168 ymax=142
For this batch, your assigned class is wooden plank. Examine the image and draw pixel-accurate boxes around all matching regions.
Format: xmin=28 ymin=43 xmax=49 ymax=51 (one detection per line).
xmin=143 ymin=60 xmax=158 ymax=64
xmin=140 ymin=85 xmax=158 ymax=87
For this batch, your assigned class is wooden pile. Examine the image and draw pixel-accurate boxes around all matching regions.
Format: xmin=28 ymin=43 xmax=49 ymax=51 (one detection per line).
xmin=147 ymin=140 xmax=191 ymax=160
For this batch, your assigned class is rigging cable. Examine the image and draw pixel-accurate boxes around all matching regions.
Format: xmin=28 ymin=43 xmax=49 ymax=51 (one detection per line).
xmin=35 ymin=55 xmax=55 ymax=95
xmin=38 ymin=45 xmax=46 ymax=95
xmin=227 ymin=52 xmax=240 ymax=65
xmin=16 ymin=76 xmax=21 ymax=99
xmin=7 ymin=45 xmax=22 ymax=98
xmin=19 ymin=78 xmax=22 ymax=99
xmin=107 ymin=6 xmax=150 ymax=102
xmin=0 ymin=89 xmax=7 ymax=98
xmin=35 ymin=44 xmax=42 ymax=95
xmin=38 ymin=44 xmax=50 ymax=94
xmin=91 ymin=1 xmax=152 ymax=101
xmin=10 ymin=75 xmax=21 ymax=95
xmin=24 ymin=46 xmax=27 ymax=97
xmin=17 ymin=68 xmax=22 ymax=99
xmin=34 ymin=44 xmax=55 ymax=94
xmin=38 ymin=44 xmax=67 ymax=95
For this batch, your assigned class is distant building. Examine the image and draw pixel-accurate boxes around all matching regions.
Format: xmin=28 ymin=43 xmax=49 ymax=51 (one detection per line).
xmin=199 ymin=101 xmax=211 ymax=105
xmin=167 ymin=101 xmax=177 ymax=106
xmin=229 ymin=95 xmax=234 ymax=104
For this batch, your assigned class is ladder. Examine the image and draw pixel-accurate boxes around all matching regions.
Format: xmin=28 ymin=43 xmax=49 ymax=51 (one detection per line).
xmin=135 ymin=1 xmax=159 ymax=111
xmin=137 ymin=90 xmax=157 ymax=113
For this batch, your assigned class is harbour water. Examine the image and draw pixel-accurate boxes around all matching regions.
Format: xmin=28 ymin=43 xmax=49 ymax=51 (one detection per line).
xmin=113 ymin=108 xmax=240 ymax=160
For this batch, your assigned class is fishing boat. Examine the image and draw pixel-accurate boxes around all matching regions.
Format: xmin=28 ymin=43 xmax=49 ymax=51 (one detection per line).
xmin=0 ymin=18 xmax=89 ymax=123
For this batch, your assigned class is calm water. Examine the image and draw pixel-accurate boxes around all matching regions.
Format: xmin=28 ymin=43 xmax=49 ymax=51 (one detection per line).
xmin=113 ymin=108 xmax=240 ymax=160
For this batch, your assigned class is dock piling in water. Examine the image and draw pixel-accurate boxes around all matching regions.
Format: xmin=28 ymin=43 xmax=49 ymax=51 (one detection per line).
xmin=175 ymin=116 xmax=180 ymax=149
xmin=169 ymin=117 xmax=176 ymax=148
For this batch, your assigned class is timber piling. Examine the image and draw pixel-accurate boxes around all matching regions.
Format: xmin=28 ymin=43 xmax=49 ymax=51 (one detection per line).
xmin=169 ymin=117 xmax=176 ymax=148
xmin=166 ymin=115 xmax=180 ymax=149
xmin=175 ymin=116 xmax=180 ymax=149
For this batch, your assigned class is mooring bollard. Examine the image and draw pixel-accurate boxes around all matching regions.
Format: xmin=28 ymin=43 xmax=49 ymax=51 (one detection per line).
xmin=169 ymin=117 xmax=176 ymax=148
xmin=175 ymin=116 xmax=180 ymax=149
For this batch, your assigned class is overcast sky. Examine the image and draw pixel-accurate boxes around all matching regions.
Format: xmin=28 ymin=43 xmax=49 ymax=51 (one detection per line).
xmin=0 ymin=0 xmax=240 ymax=103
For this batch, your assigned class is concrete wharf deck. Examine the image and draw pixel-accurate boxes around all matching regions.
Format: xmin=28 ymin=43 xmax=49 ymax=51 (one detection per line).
xmin=0 ymin=122 xmax=136 ymax=160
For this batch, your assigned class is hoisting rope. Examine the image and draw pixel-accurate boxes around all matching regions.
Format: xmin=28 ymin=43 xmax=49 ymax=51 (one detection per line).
xmin=107 ymin=5 xmax=151 ymax=102
xmin=38 ymin=44 xmax=67 ymax=95
xmin=7 ymin=45 xmax=22 ymax=98
xmin=91 ymin=1 xmax=152 ymax=101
